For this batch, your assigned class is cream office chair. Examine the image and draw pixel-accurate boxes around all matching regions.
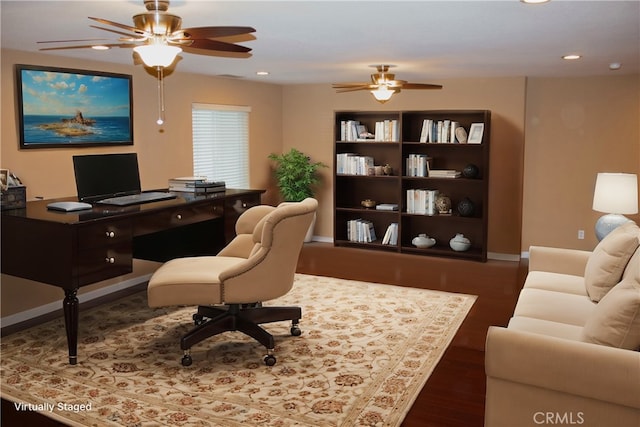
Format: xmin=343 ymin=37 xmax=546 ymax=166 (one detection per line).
xmin=147 ymin=198 xmax=318 ymax=366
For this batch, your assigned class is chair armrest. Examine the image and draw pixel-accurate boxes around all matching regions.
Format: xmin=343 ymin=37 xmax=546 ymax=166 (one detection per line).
xmin=485 ymin=326 xmax=640 ymax=409
xmin=529 ymin=246 xmax=591 ymax=276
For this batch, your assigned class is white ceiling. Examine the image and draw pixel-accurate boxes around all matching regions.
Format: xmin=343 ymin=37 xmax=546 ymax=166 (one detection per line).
xmin=1 ymin=0 xmax=639 ymax=85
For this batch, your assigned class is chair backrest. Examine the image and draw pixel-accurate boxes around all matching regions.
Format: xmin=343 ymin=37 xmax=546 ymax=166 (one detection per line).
xmin=219 ymin=198 xmax=318 ymax=303
xmin=217 ymin=205 xmax=276 ymax=259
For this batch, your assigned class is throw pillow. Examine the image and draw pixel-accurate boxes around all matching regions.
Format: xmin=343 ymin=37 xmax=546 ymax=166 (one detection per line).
xmin=584 ymin=221 xmax=639 ymax=302
xmin=581 ymin=276 xmax=640 ymax=350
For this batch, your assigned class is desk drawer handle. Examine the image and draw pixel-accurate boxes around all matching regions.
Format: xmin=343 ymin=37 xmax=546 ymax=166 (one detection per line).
xmin=176 ymin=214 xmax=182 ymax=220
xmin=105 ymin=257 xmax=115 ymax=264
xmin=106 ymin=231 xmax=115 ymax=238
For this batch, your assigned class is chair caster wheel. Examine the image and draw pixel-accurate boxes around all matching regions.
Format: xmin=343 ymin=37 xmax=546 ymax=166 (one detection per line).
xmin=264 ymin=355 xmax=276 ymax=366
xmin=193 ymin=314 xmax=205 ymax=326
xmin=291 ymin=326 xmax=302 ymax=336
xmin=181 ymin=354 xmax=193 ymax=366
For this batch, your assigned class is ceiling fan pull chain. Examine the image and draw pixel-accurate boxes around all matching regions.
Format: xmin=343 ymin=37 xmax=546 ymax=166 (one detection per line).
xmin=156 ymin=66 xmax=165 ymax=125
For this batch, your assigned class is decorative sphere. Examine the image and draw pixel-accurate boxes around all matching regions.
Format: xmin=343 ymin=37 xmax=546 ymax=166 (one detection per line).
xmin=457 ymin=197 xmax=475 ymax=217
xmin=462 ymin=164 xmax=479 ymax=179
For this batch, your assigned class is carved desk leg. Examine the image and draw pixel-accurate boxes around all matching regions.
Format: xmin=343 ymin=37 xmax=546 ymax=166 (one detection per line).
xmin=63 ymin=288 xmax=79 ymax=365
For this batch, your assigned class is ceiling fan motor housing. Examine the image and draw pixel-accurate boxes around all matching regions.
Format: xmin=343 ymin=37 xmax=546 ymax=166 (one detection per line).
xmin=133 ymin=12 xmax=182 ymax=35
xmin=145 ymin=0 xmax=170 ymax=12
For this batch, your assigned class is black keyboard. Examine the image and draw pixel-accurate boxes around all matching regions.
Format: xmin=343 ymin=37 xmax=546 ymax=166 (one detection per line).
xmin=97 ymin=192 xmax=176 ymax=206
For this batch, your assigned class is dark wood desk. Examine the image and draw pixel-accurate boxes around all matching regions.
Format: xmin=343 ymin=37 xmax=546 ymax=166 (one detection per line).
xmin=1 ymin=189 xmax=264 ymax=364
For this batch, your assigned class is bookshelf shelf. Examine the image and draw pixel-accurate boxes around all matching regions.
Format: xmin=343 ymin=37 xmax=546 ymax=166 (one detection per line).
xmin=334 ymin=110 xmax=490 ymax=262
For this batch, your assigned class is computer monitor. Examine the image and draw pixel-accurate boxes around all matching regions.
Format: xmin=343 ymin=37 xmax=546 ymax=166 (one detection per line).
xmin=73 ymin=153 xmax=141 ymax=202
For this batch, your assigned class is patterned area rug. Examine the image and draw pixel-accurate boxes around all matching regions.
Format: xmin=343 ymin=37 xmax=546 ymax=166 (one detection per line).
xmin=1 ymin=274 xmax=476 ymax=426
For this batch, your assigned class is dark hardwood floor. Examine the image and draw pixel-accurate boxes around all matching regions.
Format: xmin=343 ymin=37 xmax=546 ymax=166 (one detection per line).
xmin=1 ymin=243 xmax=527 ymax=427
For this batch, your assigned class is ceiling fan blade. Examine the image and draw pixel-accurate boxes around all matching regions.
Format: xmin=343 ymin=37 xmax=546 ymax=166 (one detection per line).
xmin=332 ymin=83 xmax=370 ymax=88
xmin=401 ymin=83 xmax=443 ymax=90
xmin=90 ymin=25 xmax=147 ymax=40
xmin=178 ymin=26 xmax=256 ymax=39
xmin=38 ymin=38 xmax=108 ymax=44
xmin=182 ymin=38 xmax=252 ymax=53
xmin=39 ymin=43 xmax=140 ymax=51
xmin=89 ymin=17 xmax=147 ymax=36
xmin=335 ymin=86 xmax=373 ymax=93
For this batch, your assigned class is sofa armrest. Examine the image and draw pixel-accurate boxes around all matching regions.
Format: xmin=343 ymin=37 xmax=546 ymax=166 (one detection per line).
xmin=529 ymin=246 xmax=591 ymax=276
xmin=485 ymin=326 xmax=640 ymax=409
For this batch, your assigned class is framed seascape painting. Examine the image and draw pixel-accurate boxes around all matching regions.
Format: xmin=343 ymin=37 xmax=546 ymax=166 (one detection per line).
xmin=16 ymin=64 xmax=133 ymax=149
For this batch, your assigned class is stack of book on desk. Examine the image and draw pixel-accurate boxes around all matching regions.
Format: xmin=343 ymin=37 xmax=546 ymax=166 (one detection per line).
xmin=169 ymin=177 xmax=226 ymax=193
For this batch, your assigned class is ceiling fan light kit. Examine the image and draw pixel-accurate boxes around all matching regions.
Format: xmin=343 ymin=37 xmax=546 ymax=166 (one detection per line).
xmin=371 ymin=86 xmax=395 ymax=103
xmin=134 ymin=42 xmax=182 ymax=68
xmin=333 ymin=65 xmax=442 ymax=104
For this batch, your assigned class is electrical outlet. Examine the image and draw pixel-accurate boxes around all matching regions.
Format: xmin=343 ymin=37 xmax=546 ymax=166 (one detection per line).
xmin=578 ymin=229 xmax=585 ymax=240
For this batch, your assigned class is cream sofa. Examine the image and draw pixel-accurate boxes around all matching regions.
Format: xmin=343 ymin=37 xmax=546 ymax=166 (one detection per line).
xmin=485 ymin=221 xmax=640 ymax=427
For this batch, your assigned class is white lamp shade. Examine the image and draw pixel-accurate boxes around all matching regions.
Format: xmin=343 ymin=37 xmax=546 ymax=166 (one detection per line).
xmin=592 ymin=172 xmax=638 ymax=214
xmin=134 ymin=44 xmax=182 ymax=68
xmin=371 ymin=86 xmax=395 ymax=102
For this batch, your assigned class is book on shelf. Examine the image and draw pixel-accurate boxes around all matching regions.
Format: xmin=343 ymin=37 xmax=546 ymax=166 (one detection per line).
xmin=381 ymin=222 xmax=398 ymax=245
xmin=336 ymin=153 xmax=374 ymax=175
xmin=375 ymin=203 xmax=399 ymax=211
xmin=419 ymin=119 xmax=464 ymax=143
xmin=406 ymin=189 xmax=439 ymax=215
xmin=347 ymin=219 xmax=377 ymax=243
xmin=428 ymin=169 xmax=461 ymax=178
xmin=373 ymin=120 xmax=399 ymax=142
xmin=406 ymin=154 xmax=432 ymax=177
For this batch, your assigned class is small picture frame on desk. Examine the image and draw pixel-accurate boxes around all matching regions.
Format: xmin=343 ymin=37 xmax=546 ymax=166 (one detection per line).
xmin=467 ymin=123 xmax=484 ymax=144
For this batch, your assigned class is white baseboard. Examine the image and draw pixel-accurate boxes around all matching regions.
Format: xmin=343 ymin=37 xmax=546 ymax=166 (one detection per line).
xmin=310 ymin=235 xmax=333 ymax=243
xmin=0 ymin=274 xmax=152 ymax=328
xmin=488 ymin=252 xmax=521 ymax=262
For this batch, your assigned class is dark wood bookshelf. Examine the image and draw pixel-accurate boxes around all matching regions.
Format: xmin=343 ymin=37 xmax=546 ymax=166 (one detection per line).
xmin=334 ymin=110 xmax=490 ymax=261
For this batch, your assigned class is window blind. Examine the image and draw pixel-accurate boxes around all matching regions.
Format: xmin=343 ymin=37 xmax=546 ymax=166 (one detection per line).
xmin=192 ymin=103 xmax=250 ymax=188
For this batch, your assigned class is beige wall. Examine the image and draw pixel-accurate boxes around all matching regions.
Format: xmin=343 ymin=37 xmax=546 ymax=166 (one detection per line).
xmin=522 ymin=75 xmax=640 ymax=251
xmin=282 ymin=78 xmax=527 ymax=256
xmin=1 ymin=48 xmax=283 ymax=318
xmin=1 ymin=49 xmax=283 ymax=202
xmin=2 ymin=46 xmax=639 ymax=320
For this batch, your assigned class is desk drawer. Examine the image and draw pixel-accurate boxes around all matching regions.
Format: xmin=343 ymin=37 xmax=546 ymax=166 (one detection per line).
xmin=77 ymin=242 xmax=133 ymax=285
xmin=78 ymin=219 xmax=132 ymax=249
xmin=134 ymin=201 xmax=223 ymax=236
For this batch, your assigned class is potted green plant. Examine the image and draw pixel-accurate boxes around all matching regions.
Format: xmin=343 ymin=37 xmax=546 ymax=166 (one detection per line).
xmin=268 ymin=148 xmax=326 ymax=202
xmin=268 ymin=148 xmax=326 ymax=241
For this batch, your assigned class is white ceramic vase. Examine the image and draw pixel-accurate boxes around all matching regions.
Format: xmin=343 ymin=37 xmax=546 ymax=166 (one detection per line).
xmin=412 ymin=233 xmax=436 ymax=248
xmin=449 ymin=233 xmax=471 ymax=251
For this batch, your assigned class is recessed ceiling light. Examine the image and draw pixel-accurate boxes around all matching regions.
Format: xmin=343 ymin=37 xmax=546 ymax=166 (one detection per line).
xmin=562 ymin=54 xmax=582 ymax=60
xmin=91 ymin=45 xmax=110 ymax=50
xmin=256 ymin=71 xmax=269 ymax=76
xmin=520 ymin=0 xmax=550 ymax=4
xmin=609 ymin=62 xmax=622 ymax=71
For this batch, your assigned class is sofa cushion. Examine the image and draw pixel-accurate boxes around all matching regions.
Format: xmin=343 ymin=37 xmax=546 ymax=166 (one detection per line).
xmin=581 ymin=276 xmax=640 ymax=350
xmin=508 ymin=316 xmax=583 ymax=341
xmin=513 ymin=288 xmax=597 ymax=326
xmin=523 ymin=271 xmax=588 ymax=296
xmin=584 ymin=221 xmax=639 ymax=302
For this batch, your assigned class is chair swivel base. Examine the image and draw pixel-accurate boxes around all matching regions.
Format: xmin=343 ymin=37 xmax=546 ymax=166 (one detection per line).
xmin=179 ymin=303 xmax=302 ymax=366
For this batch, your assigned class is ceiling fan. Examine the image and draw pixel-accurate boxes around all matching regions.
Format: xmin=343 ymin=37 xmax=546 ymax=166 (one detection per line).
xmin=332 ymin=65 xmax=443 ymax=103
xmin=37 ymin=0 xmax=256 ymax=65
xmin=37 ymin=0 xmax=256 ymax=126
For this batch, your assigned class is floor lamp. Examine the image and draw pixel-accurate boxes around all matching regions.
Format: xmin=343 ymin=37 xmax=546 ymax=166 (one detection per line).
xmin=592 ymin=172 xmax=638 ymax=240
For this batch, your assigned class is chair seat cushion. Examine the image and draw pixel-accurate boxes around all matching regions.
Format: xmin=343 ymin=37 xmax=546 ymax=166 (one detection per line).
xmin=147 ymin=256 xmax=245 ymax=307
